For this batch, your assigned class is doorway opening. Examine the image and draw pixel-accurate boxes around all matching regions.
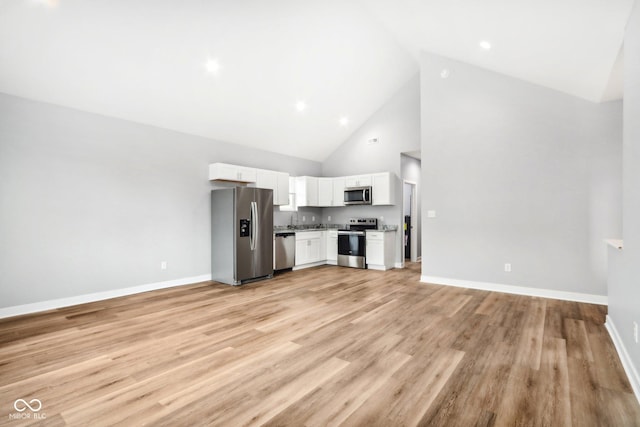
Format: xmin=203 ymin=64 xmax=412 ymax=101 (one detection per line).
xmin=403 ymin=180 xmax=418 ymax=263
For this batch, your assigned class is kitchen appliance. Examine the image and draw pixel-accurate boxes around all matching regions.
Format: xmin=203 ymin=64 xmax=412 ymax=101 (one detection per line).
xmin=274 ymin=231 xmax=295 ymax=271
xmin=338 ymin=218 xmax=378 ymax=269
xmin=211 ymin=187 xmax=273 ymax=285
xmin=344 ymin=186 xmax=372 ymax=205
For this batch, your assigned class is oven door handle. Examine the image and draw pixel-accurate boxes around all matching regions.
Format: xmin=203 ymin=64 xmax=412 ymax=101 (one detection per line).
xmin=338 ymin=230 xmax=365 ymax=236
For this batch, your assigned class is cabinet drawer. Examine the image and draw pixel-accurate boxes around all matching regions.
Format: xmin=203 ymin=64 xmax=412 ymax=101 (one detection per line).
xmin=296 ymin=231 xmax=322 ymax=240
xmin=366 ymin=231 xmax=384 ymax=240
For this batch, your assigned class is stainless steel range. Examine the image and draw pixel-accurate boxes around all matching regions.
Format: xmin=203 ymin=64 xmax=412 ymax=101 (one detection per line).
xmin=337 ymin=218 xmax=378 ymax=269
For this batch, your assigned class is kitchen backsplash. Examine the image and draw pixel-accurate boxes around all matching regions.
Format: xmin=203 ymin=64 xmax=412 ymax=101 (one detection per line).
xmin=273 ymin=207 xmax=323 ymax=227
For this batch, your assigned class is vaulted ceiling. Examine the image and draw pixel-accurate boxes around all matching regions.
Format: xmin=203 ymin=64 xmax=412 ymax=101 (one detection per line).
xmin=0 ymin=0 xmax=634 ymax=161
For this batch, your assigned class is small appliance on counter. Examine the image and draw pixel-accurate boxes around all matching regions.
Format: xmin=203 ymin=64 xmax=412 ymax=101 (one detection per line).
xmin=337 ymin=218 xmax=378 ymax=269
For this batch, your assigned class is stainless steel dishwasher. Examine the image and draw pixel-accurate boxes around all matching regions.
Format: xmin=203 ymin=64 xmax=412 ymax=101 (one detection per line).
xmin=274 ymin=231 xmax=295 ymax=271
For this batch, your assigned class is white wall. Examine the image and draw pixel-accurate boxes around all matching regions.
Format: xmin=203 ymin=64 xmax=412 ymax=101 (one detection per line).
xmin=420 ymin=52 xmax=622 ymax=297
xmin=607 ymin=0 xmax=640 ymax=392
xmin=0 ymin=93 xmax=321 ymax=309
xmin=321 ymin=74 xmax=421 ymax=264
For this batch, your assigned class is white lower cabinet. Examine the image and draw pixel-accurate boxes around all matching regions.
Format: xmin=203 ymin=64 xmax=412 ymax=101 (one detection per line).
xmin=326 ymin=229 xmax=338 ymax=265
xmin=294 ymin=231 xmax=326 ymax=269
xmin=366 ymin=230 xmax=396 ymax=270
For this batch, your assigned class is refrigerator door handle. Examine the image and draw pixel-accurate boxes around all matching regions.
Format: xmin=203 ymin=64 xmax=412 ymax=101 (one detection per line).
xmin=250 ymin=201 xmax=257 ymax=251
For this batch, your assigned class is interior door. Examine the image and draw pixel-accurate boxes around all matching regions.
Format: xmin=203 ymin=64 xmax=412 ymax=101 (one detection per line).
xmin=234 ymin=187 xmax=254 ymax=282
xmin=253 ymin=188 xmax=274 ymax=278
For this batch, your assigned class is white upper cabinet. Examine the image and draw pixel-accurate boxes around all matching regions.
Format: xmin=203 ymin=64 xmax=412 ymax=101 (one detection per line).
xmin=275 ymin=172 xmax=289 ymax=206
xmin=209 ymin=163 xmax=290 ymax=205
xmin=319 ymin=177 xmax=347 ymax=207
xmin=332 ymin=177 xmax=345 ymax=206
xmin=295 ymin=176 xmax=319 ymax=207
xmin=344 ymin=174 xmax=372 ymax=188
xmin=290 ymin=172 xmax=396 ymax=206
xmin=255 ymin=169 xmax=277 ymax=191
xmin=372 ymin=172 xmax=396 ymax=205
xmin=209 ymin=163 xmax=257 ymax=183
xmin=318 ymin=178 xmax=334 ymax=207
xmin=254 ymin=169 xmax=290 ymax=206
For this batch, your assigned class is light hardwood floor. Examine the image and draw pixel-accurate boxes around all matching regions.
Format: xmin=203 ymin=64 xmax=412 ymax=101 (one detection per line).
xmin=1 ymin=263 xmax=639 ymax=426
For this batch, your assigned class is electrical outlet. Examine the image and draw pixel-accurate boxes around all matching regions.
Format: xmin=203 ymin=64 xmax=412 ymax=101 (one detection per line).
xmin=302 ymin=216 xmax=306 ymax=222
xmin=328 ymin=215 xmax=332 ymax=222
xmin=634 ymin=321 xmax=638 ymax=344
xmin=427 ymin=210 xmax=436 ymax=218
xmin=504 ymin=263 xmax=511 ymax=272
xmin=312 ymin=216 xmax=315 ymax=222
xmin=380 ymin=216 xmax=384 ymax=222
xmin=161 ymin=261 xmax=167 ymax=270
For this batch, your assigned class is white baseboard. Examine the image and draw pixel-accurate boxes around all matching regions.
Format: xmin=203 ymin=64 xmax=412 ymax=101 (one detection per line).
xmin=0 ymin=274 xmax=212 ymax=319
xmin=420 ymin=275 xmax=608 ymax=305
xmin=606 ymin=315 xmax=640 ymax=404
xmin=292 ymin=261 xmax=326 ymax=271
xmin=369 ymin=264 xmax=394 ymax=271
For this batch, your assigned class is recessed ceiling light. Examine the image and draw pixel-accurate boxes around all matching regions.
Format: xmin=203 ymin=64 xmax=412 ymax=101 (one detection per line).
xmin=205 ymin=58 xmax=220 ymax=74
xmin=295 ymin=101 xmax=307 ymax=112
xmin=339 ymin=117 xmax=349 ymax=127
xmin=479 ymin=40 xmax=491 ymax=50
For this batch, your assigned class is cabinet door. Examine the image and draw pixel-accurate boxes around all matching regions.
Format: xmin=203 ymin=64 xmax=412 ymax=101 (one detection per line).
xmin=318 ymin=178 xmax=333 ymax=207
xmin=356 ymin=175 xmax=372 ymax=187
xmin=295 ymin=238 xmax=308 ymax=266
xmin=295 ymin=176 xmax=319 ymax=207
xmin=320 ymin=231 xmax=327 ymax=261
xmin=295 ymin=177 xmax=308 ymax=207
xmin=275 ymin=172 xmax=290 ymax=206
xmin=366 ymin=239 xmax=384 ymax=265
xmin=344 ymin=175 xmax=359 ymax=187
xmin=332 ymin=177 xmax=345 ymax=206
xmin=308 ymin=238 xmax=322 ymax=262
xmin=327 ymin=236 xmax=337 ymax=262
xmin=345 ymin=174 xmax=372 ymax=188
xmin=209 ymin=163 xmax=256 ymax=183
xmin=306 ymin=177 xmax=319 ymax=206
xmin=256 ymin=169 xmax=277 ymax=192
xmin=372 ymin=172 xmax=395 ymax=205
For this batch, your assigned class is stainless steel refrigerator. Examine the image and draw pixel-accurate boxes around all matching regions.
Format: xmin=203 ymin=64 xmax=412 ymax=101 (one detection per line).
xmin=211 ymin=187 xmax=274 ymax=285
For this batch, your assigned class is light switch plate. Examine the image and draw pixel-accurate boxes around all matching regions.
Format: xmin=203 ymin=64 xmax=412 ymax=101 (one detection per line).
xmin=427 ymin=210 xmax=436 ymax=218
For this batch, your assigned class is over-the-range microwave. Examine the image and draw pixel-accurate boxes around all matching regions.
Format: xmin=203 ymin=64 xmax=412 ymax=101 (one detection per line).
xmin=344 ymin=186 xmax=372 ymax=205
